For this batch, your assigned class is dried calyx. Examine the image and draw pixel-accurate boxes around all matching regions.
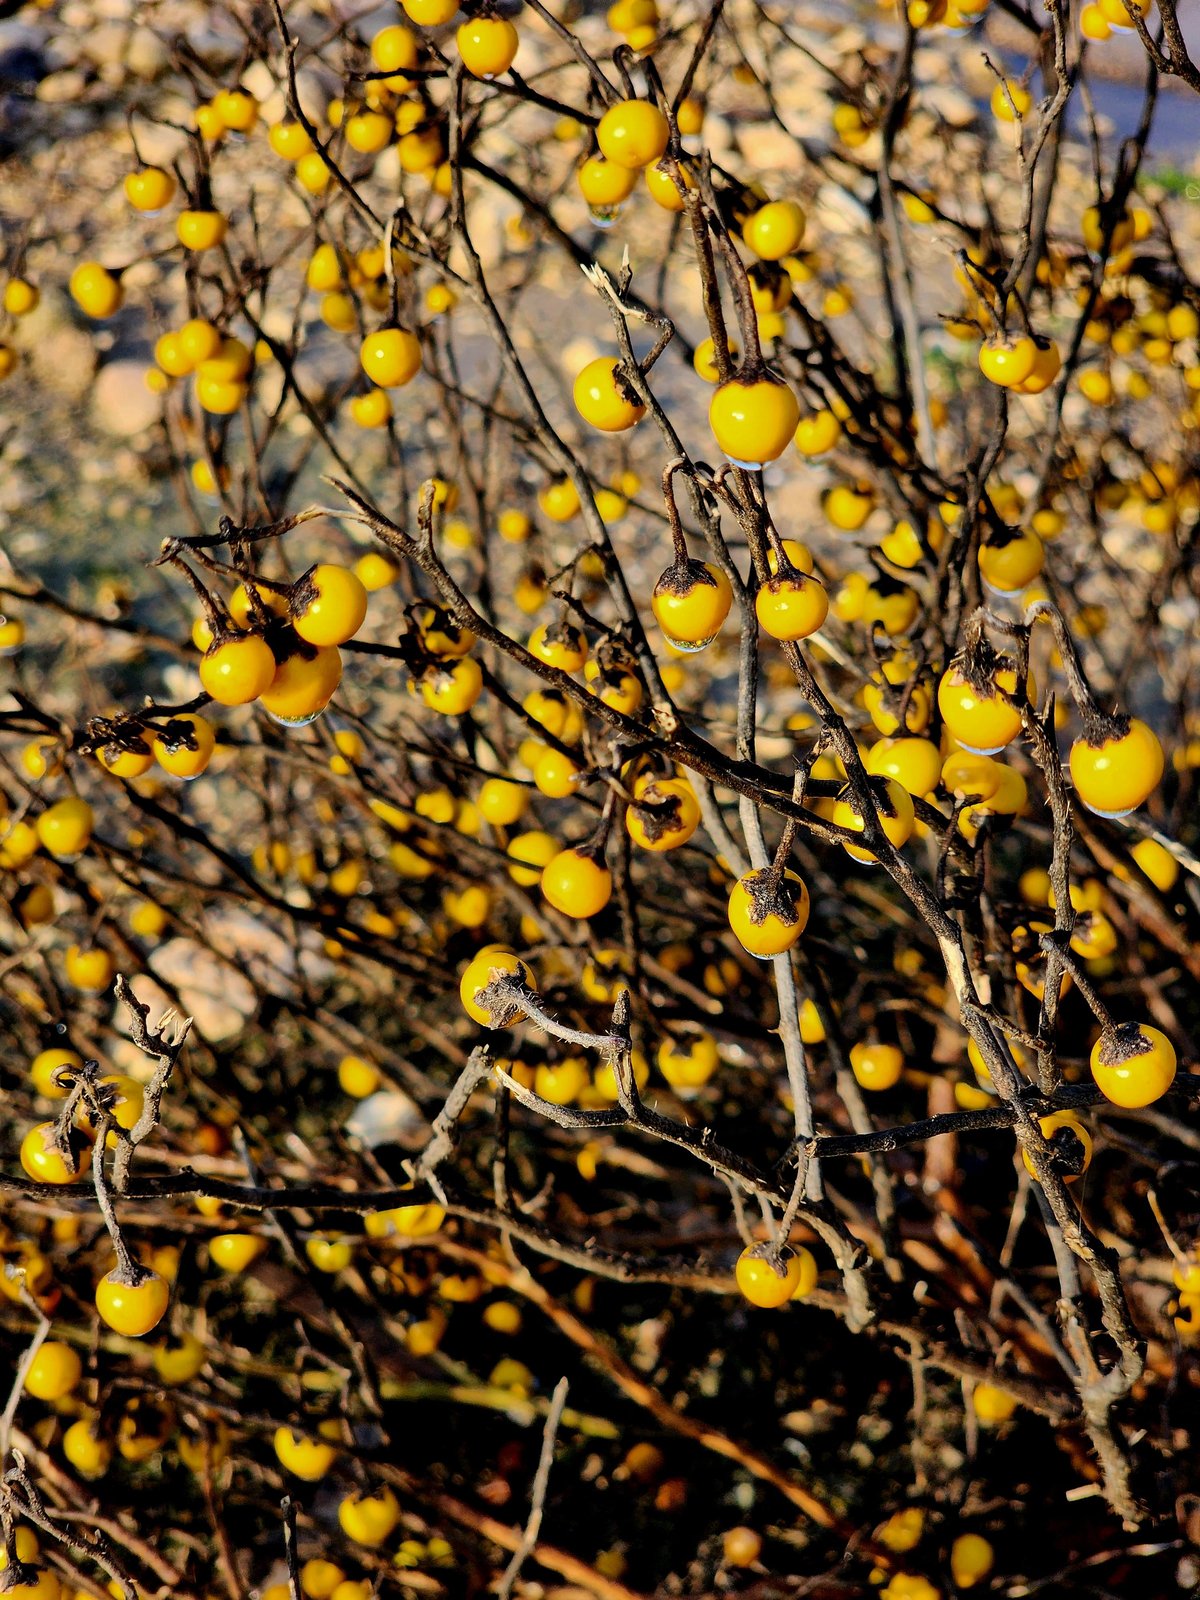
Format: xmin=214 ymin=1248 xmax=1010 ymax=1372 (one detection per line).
xmin=1043 ymin=1122 xmax=1090 ymax=1179
xmin=956 ymin=625 xmax=1022 ymax=701
xmin=1094 ymin=1019 xmax=1153 ymax=1066
xmin=742 ymin=865 xmax=804 ymax=928
xmin=152 ymin=717 xmax=205 ymax=754
xmin=629 ymin=781 xmax=687 ymax=844
xmin=840 ymin=775 xmax=905 ymax=823
xmin=653 ymin=557 xmax=722 ymax=599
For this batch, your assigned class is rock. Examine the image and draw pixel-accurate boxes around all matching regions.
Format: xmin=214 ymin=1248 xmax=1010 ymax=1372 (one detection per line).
xmin=345 ymin=1090 xmax=429 ymax=1150
xmin=293 ymin=66 xmax=333 ymax=122
xmin=24 ymin=323 xmax=96 ymax=404
xmin=202 ymin=907 xmax=301 ymax=986
xmin=1161 ymin=596 xmax=1198 ymax=634
xmin=184 ymin=26 xmax=242 ymax=68
xmin=468 ymin=187 xmax=522 ymax=273
xmin=736 ymin=120 xmax=806 ymax=173
xmin=955 ymin=48 xmax=997 ymax=96
xmin=285 ymin=410 xmax=314 ymax=439
xmin=252 ymin=364 xmax=285 ymax=414
xmin=241 ymin=59 xmax=275 ymax=103
xmin=82 ymin=22 xmax=128 ymax=66
xmin=292 ymin=336 xmax=354 ymax=400
xmin=42 ymin=33 xmax=81 ymax=69
xmin=131 ymin=117 xmax=187 ymax=165
xmin=258 ymin=89 xmax=288 ymax=124
xmin=92 ymin=360 xmax=161 ymax=436
xmin=698 ymin=111 xmax=735 ymax=162
xmin=0 ymin=19 xmax=48 ymax=52
xmin=149 ymin=937 xmax=258 ymax=1041
xmin=259 ymin=305 xmax=295 ymax=343
xmin=125 ymin=26 xmax=169 ymax=80
xmin=914 ymin=44 xmax=951 ymax=83
xmin=122 ymin=259 xmax=162 ymax=292
xmin=814 ymin=180 xmax=871 ymax=234
xmin=921 ymin=83 xmax=979 ymax=129
xmin=35 ymin=69 xmax=88 ymax=103
xmin=373 ymin=144 xmax=401 ymax=189
xmin=561 ymin=335 xmax=599 ymax=374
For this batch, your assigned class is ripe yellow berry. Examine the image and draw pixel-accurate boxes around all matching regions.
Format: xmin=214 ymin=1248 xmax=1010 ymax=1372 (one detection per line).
xmin=735 ymin=1245 xmax=816 ymax=1307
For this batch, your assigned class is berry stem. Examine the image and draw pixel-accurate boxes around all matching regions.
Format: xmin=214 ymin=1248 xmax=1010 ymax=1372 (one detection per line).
xmin=1023 ymin=598 xmax=1120 ymax=744
xmin=154 ymin=549 xmax=228 ymax=636
xmin=770 ymin=816 xmax=800 ymax=879
xmin=609 ymin=44 xmax=640 ymax=105
xmin=660 ymin=458 xmax=692 ymax=567
xmin=710 ymin=220 xmax=764 ymax=373
xmin=91 ymin=1114 xmax=142 ymax=1285
xmin=1037 ymin=932 xmax=1115 ymax=1030
xmin=683 ymin=187 xmax=734 ymax=386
